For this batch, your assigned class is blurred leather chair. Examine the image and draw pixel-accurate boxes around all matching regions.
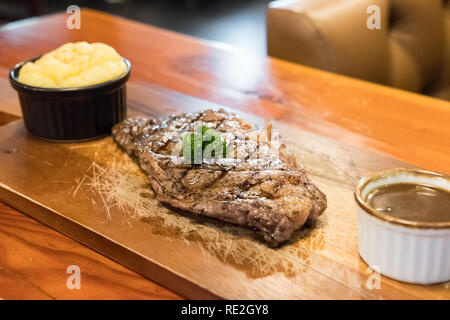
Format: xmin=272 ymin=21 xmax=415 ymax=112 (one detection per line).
xmin=267 ymin=0 xmax=450 ymax=100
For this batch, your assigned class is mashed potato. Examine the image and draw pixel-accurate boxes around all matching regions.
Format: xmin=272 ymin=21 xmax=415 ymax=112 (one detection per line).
xmin=18 ymin=42 xmax=127 ymax=88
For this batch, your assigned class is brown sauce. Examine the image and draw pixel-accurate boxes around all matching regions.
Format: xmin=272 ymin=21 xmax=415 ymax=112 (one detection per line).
xmin=367 ymin=183 xmax=450 ymax=223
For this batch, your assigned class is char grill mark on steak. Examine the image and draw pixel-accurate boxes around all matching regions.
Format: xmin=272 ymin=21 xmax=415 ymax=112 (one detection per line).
xmin=112 ymin=109 xmax=327 ymax=246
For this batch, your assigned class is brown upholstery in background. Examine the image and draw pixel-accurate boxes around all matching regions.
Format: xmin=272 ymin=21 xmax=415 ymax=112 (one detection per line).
xmin=432 ymin=0 xmax=450 ymax=100
xmin=267 ymin=0 xmax=450 ymax=100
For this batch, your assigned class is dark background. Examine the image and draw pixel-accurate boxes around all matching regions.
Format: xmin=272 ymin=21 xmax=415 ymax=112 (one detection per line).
xmin=0 ymin=0 xmax=271 ymax=55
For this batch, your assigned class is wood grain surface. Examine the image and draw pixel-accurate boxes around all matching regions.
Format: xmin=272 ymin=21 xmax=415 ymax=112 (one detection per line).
xmin=0 ymin=91 xmax=448 ymax=299
xmin=0 ymin=9 xmax=449 ymax=300
xmin=0 ymin=114 xmax=183 ymax=300
xmin=0 ymin=201 xmax=181 ymax=300
xmin=1 ymin=9 xmax=449 ymax=174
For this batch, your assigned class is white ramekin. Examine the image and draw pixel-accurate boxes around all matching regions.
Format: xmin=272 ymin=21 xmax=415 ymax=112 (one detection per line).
xmin=355 ymin=168 xmax=450 ymax=284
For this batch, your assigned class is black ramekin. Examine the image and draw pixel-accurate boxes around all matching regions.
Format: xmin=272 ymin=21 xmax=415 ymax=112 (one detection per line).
xmin=9 ymin=57 xmax=131 ymax=141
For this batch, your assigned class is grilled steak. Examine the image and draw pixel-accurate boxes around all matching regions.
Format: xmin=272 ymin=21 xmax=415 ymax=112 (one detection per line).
xmin=112 ymin=109 xmax=326 ymax=246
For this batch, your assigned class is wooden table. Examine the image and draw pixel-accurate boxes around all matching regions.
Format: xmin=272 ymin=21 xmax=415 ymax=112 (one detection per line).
xmin=0 ymin=9 xmax=449 ymax=300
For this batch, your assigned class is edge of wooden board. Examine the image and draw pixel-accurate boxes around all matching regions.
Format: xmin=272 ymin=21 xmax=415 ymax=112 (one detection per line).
xmin=0 ymin=184 xmax=220 ymax=300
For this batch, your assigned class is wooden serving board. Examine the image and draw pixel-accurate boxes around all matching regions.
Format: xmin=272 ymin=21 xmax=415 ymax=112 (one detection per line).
xmin=0 ymin=84 xmax=448 ymax=300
